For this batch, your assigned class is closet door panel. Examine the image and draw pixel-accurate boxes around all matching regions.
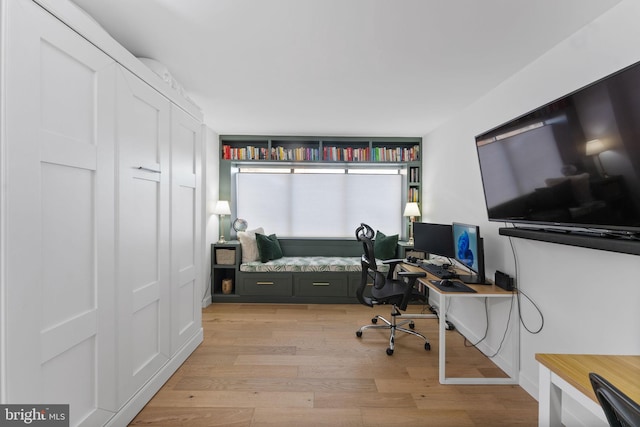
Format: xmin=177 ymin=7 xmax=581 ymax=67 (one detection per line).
xmin=41 ymin=165 xmax=95 ymax=326
xmin=4 ymin=0 xmax=116 ymax=425
xmin=116 ymin=67 xmax=171 ymax=405
xmin=170 ymin=106 xmax=202 ymax=354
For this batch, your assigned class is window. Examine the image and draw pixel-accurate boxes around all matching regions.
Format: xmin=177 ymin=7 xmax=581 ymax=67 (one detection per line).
xmin=236 ymin=166 xmax=403 ymax=238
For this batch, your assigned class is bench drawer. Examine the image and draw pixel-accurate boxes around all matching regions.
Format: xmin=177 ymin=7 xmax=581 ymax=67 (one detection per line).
xmin=348 ymin=272 xmax=366 ymax=296
xmin=239 ymin=274 xmax=292 ymax=296
xmin=294 ymin=274 xmax=349 ymax=297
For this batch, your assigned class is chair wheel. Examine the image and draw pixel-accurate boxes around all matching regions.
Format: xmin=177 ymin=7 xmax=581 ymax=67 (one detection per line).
xmin=409 ymin=322 xmax=415 ymax=329
xmin=386 ymin=348 xmax=394 ymax=356
xmin=356 ymin=331 xmax=362 ymax=338
xmin=424 ymin=342 xmax=431 ymax=351
xmin=371 ymin=317 xmax=378 ymax=324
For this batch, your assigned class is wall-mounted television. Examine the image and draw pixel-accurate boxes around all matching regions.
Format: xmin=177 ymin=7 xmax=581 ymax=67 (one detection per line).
xmin=475 ymin=60 xmax=640 ymax=236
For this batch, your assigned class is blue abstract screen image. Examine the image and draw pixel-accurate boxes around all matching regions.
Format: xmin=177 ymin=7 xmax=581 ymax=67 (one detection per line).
xmin=453 ymin=223 xmax=479 ymax=273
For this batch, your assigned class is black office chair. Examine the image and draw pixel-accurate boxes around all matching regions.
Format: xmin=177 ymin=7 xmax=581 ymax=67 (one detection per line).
xmin=589 ymin=372 xmax=640 ymax=427
xmin=354 ymin=223 xmax=434 ymax=355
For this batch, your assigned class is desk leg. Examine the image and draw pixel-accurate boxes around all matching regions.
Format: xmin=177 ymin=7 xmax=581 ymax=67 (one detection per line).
xmin=438 ymin=294 xmax=447 ymax=384
xmin=538 ymin=364 xmax=562 ymax=427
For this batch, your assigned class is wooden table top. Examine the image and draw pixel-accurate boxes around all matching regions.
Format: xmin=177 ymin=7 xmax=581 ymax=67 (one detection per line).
xmin=402 ymin=263 xmax=515 ymax=295
xmin=535 ymin=353 xmax=640 ymax=404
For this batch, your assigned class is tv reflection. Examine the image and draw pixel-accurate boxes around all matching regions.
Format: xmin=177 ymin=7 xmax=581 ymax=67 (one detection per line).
xmin=457 ymin=231 xmax=474 ymax=268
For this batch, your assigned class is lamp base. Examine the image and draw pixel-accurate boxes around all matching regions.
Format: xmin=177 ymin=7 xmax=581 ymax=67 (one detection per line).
xmin=217 ymin=214 xmax=227 ymax=243
xmin=408 ymin=217 xmax=416 ymax=246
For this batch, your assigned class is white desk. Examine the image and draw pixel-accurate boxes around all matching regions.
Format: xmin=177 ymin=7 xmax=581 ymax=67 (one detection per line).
xmin=536 ymin=353 xmax=640 ymax=427
xmin=404 ymin=264 xmax=519 ymax=385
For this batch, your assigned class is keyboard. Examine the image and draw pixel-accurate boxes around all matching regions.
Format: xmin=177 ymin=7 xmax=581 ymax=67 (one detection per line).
xmin=419 ymin=263 xmax=458 ymax=279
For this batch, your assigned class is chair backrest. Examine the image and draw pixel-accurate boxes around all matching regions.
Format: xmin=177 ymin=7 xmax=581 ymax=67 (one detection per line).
xmin=354 ymin=223 xmax=386 ymax=307
xmin=589 ymin=372 xmax=640 ymax=427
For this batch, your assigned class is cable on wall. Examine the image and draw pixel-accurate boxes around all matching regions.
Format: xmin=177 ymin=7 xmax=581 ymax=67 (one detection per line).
xmin=506 ymin=222 xmax=545 ymax=334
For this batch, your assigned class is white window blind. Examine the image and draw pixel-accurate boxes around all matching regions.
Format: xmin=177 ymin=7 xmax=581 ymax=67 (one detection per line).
xmin=236 ymin=170 xmax=402 ymax=238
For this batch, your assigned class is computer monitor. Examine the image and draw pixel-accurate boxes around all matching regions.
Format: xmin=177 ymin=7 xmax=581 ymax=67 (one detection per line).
xmin=452 ymin=222 xmax=486 ymax=284
xmin=413 ymin=222 xmax=455 ymax=258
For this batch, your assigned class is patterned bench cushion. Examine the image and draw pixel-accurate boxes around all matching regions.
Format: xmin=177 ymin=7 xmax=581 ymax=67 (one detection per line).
xmin=239 ymin=256 xmax=390 ymax=273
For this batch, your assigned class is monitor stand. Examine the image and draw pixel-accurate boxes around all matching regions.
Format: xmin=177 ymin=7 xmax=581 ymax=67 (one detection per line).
xmin=458 ymin=273 xmax=488 ymax=285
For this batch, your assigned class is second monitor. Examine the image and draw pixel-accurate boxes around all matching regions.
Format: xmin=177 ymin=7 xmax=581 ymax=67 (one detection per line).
xmin=413 ymin=222 xmax=455 ymax=259
xmin=452 ymin=222 xmax=486 ymax=284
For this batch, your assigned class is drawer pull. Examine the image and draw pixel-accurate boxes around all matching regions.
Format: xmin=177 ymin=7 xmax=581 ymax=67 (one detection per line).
xmin=256 ymin=281 xmax=274 ymax=285
xmin=313 ymin=282 xmax=330 ymax=286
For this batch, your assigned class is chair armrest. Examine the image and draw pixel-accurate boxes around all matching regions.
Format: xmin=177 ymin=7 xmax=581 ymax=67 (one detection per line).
xmin=383 ymin=258 xmax=405 ymax=279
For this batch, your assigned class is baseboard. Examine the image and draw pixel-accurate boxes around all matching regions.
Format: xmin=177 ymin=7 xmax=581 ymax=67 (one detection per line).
xmin=104 ymin=328 xmax=204 ymax=427
xmin=202 ymin=294 xmax=212 ymax=308
xmin=519 ymin=370 xmax=538 ymax=401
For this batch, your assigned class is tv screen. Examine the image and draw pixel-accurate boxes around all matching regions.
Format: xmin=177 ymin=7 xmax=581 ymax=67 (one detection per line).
xmin=452 ymin=222 xmax=485 ymax=284
xmin=475 ymin=60 xmax=640 ymax=233
xmin=413 ymin=222 xmax=455 ymax=258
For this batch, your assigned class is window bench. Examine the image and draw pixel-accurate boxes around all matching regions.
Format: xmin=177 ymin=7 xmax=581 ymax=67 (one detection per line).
xmin=227 ymin=238 xmax=390 ymax=303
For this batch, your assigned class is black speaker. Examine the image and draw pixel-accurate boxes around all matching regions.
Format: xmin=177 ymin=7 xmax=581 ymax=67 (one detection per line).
xmin=494 ymin=270 xmax=514 ymax=291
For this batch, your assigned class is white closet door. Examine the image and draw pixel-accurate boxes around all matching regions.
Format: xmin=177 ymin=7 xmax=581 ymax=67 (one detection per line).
xmin=170 ymin=106 xmax=203 ymax=354
xmin=3 ymin=0 xmax=116 ymax=425
xmin=115 ymin=67 xmax=171 ymax=405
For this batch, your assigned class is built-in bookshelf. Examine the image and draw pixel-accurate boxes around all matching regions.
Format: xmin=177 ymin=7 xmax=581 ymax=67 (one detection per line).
xmin=219 ymin=134 xmax=422 ymax=218
xmin=220 ymin=135 xmax=420 ymax=163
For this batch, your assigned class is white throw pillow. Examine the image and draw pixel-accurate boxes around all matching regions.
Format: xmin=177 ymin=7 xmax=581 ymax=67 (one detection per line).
xmin=237 ymin=227 xmax=264 ymax=263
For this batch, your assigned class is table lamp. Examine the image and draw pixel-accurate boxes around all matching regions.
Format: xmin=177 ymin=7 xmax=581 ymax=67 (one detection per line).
xmin=213 ymin=200 xmax=231 ymax=243
xmin=403 ymin=202 xmax=421 ymax=245
xmin=585 ymin=139 xmax=608 ymax=177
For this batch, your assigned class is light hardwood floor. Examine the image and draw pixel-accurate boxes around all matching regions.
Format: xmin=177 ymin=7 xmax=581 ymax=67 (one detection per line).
xmin=130 ymin=303 xmax=537 ymax=426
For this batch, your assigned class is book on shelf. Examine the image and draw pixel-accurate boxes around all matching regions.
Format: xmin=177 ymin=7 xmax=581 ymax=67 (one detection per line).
xmin=408 ymin=188 xmax=419 ymax=202
xmin=323 ymin=146 xmax=371 ymax=162
xmin=222 ymin=145 xmax=268 ymax=160
xmin=371 ymin=145 xmax=420 ymax=162
xmin=270 ymin=146 xmax=320 ymax=161
xmin=409 ymin=167 xmax=420 ymax=183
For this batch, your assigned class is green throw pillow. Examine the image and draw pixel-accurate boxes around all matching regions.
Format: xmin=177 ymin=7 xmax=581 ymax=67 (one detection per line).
xmin=374 ymin=230 xmax=398 ymax=260
xmin=255 ymin=233 xmax=283 ymax=262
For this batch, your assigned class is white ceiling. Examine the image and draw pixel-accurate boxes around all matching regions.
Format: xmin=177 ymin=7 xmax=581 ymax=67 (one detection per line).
xmin=71 ymin=0 xmax=620 ymax=136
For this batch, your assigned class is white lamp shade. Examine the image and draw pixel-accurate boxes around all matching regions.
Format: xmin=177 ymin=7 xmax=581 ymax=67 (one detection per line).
xmin=403 ymin=202 xmax=421 ymax=217
xmin=212 ymin=200 xmax=231 ymax=215
xmin=585 ymin=139 xmax=606 ymax=156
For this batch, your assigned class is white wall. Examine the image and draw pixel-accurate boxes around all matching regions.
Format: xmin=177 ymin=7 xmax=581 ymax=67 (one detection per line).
xmin=202 ymin=125 xmax=220 ymax=307
xmin=423 ymin=0 xmax=640 ymax=424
